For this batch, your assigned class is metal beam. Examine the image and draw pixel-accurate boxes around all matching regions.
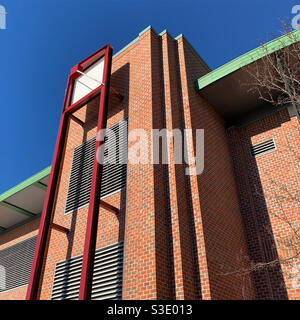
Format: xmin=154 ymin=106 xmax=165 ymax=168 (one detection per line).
xmin=110 ymin=86 xmax=123 ymax=101
xmin=78 ymin=45 xmax=113 ymax=300
xmin=70 ymin=114 xmax=85 ymax=127
xmin=64 ymin=85 xmax=103 ymax=115
xmin=99 ymin=200 xmax=119 ymax=214
xmin=26 ymin=112 xmax=69 ymax=300
xmin=51 ymin=223 xmax=70 ymax=234
xmin=33 ymin=181 xmax=47 ymax=192
xmin=26 ymin=44 xmax=111 ymax=301
xmin=0 ymin=201 xmax=36 ymax=217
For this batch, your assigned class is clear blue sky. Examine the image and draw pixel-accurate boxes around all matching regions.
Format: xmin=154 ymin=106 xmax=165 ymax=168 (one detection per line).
xmin=0 ymin=0 xmax=298 ymax=193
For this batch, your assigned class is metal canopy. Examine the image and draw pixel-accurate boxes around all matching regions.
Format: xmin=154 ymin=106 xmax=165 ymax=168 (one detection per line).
xmin=197 ymin=66 xmax=271 ymax=123
xmin=0 ymin=167 xmax=50 ymax=233
xmin=195 ymin=29 xmax=300 ymax=124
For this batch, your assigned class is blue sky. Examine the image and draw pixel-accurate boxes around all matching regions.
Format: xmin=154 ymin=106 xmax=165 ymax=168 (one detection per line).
xmin=0 ymin=0 xmax=298 ymax=193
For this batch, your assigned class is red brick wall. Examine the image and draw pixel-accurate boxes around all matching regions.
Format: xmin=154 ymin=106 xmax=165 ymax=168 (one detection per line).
xmin=177 ymin=35 xmax=256 ymax=300
xmin=121 ymin=28 xmax=172 ymax=300
xmin=1 ymin=27 xmax=274 ymax=301
xmin=228 ymin=109 xmax=300 ymax=300
xmin=0 ymin=219 xmax=40 ymax=300
xmin=160 ymin=32 xmax=199 ymax=299
xmin=38 ymin=91 xmax=127 ymax=299
xmin=37 ymin=27 xmax=172 ymax=300
xmin=36 ymin=27 xmax=257 ymax=300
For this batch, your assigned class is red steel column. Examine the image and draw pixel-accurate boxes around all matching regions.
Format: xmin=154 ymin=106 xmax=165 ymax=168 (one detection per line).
xmin=26 ymin=109 xmax=69 ymax=300
xmin=26 ymin=45 xmax=111 ymax=300
xmin=78 ymin=45 xmax=113 ymax=300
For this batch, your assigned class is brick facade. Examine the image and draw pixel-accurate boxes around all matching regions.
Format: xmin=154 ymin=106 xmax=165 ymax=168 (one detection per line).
xmin=0 ymin=219 xmax=40 ymax=300
xmin=0 ymin=27 xmax=298 ymax=300
xmin=228 ymin=109 xmax=300 ymax=300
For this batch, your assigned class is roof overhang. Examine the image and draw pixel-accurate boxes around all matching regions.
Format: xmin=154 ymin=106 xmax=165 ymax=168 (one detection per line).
xmin=195 ymin=29 xmax=300 ymax=124
xmin=0 ymin=167 xmax=50 ymax=234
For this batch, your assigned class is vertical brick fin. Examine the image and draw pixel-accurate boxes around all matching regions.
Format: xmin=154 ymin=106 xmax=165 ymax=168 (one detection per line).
xmin=122 ymin=27 xmax=170 ymax=300
xmin=151 ymin=30 xmax=174 ymax=299
xmin=176 ymin=36 xmax=212 ymax=300
xmin=122 ymin=28 xmax=156 ymax=300
xmin=160 ymin=32 xmax=199 ymax=299
xmin=177 ymin=36 xmax=256 ymax=299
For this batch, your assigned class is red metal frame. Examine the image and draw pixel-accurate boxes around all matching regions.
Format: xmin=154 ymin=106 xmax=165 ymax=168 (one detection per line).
xmin=78 ymin=46 xmax=112 ymax=300
xmin=26 ymin=44 xmax=113 ymax=300
xmin=50 ymin=223 xmax=70 ymax=234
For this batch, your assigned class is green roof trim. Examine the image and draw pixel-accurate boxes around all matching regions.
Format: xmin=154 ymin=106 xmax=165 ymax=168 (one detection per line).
xmin=195 ymin=29 xmax=300 ymax=91
xmin=0 ymin=166 xmax=51 ymax=202
xmin=139 ymin=25 xmax=153 ymax=36
xmin=159 ymin=29 xmax=168 ymax=36
xmin=113 ymin=36 xmax=139 ymax=59
xmin=175 ymin=33 xmax=183 ymax=40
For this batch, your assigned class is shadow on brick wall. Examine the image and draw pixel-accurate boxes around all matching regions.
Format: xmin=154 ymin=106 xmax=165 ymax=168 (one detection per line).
xmin=58 ymin=63 xmax=130 ymax=299
xmin=228 ymin=110 xmax=290 ymax=300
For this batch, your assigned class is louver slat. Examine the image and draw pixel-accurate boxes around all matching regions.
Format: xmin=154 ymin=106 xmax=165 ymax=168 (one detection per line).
xmin=65 ymin=119 xmax=128 ymax=214
xmin=51 ymin=241 xmax=124 ymax=300
xmin=250 ymin=139 xmax=276 ymax=157
xmin=0 ymin=236 xmax=37 ymax=292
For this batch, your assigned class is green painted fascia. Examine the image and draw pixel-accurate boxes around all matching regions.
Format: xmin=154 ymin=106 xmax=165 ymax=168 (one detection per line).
xmin=113 ymin=36 xmax=139 ymax=59
xmin=175 ymin=33 xmax=183 ymax=40
xmin=139 ymin=25 xmax=153 ymax=36
xmin=159 ymin=29 xmax=168 ymax=36
xmin=0 ymin=166 xmax=51 ymax=202
xmin=195 ymin=29 xmax=300 ymax=91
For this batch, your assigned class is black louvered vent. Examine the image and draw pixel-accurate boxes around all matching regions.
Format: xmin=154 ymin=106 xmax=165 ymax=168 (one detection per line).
xmin=65 ymin=119 xmax=128 ymax=214
xmin=250 ymin=139 xmax=276 ymax=157
xmin=0 ymin=236 xmax=37 ymax=292
xmin=51 ymin=241 xmax=124 ymax=300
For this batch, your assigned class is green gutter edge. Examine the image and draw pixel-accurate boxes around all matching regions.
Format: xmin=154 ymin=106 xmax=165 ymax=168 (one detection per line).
xmin=113 ymin=36 xmax=139 ymax=59
xmin=195 ymin=29 xmax=300 ymax=91
xmin=0 ymin=166 xmax=51 ymax=202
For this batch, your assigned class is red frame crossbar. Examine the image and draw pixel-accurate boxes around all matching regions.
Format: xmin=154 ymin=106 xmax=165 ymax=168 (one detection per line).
xmin=26 ymin=44 xmax=113 ymax=300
